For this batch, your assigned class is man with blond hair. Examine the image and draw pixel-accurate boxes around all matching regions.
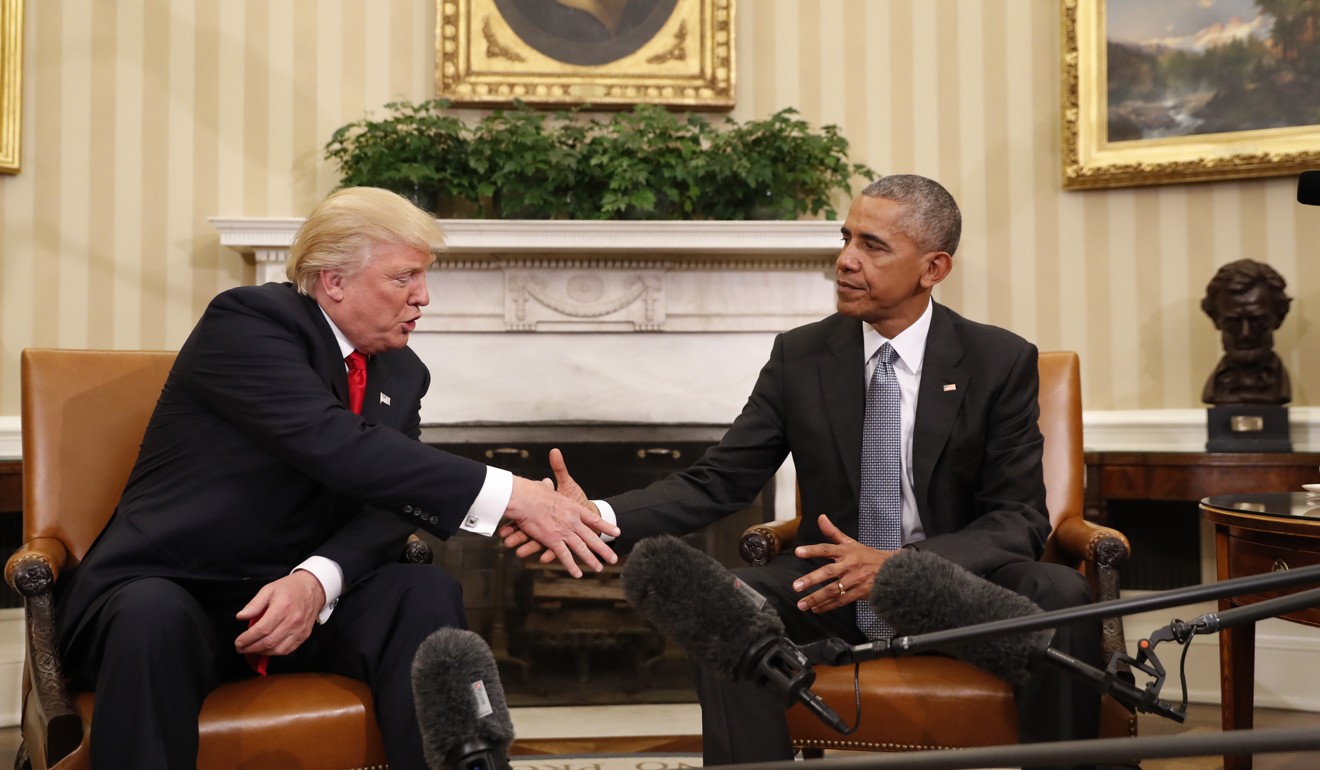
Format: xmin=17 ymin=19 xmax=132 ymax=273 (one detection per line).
xmin=58 ymin=187 xmax=618 ymax=769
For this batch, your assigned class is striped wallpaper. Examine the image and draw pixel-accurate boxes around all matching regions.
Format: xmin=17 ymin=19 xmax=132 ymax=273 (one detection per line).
xmin=0 ymin=0 xmax=1316 ymax=417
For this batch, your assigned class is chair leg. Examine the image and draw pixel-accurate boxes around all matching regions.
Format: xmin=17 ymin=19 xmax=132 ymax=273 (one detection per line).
xmin=800 ymin=747 xmax=825 ymax=760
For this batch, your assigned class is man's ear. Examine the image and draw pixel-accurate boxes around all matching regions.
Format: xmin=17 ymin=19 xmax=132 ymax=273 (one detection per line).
xmin=921 ymin=252 xmax=953 ymax=289
xmin=317 ymin=269 xmax=347 ymax=302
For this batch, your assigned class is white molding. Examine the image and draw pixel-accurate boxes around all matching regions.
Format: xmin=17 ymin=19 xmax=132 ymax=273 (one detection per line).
xmin=0 ymin=416 xmax=18 ymax=460
xmin=0 ymin=608 xmax=23 ymax=727
xmin=209 ymin=217 xmax=845 ymax=259
xmin=1082 ymin=406 xmax=1320 ymax=452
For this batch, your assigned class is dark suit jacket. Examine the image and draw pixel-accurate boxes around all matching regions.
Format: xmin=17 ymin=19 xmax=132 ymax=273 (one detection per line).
xmin=607 ymin=302 xmax=1050 ymax=577
xmin=58 ymin=283 xmax=490 ymax=649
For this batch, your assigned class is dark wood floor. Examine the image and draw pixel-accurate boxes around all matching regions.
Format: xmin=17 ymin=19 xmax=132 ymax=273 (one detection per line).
xmin=1 ymin=703 xmax=1315 ymax=767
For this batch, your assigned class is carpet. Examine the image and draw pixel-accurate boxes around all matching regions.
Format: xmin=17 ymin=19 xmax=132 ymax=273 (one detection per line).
xmin=511 ymin=754 xmax=702 ymax=770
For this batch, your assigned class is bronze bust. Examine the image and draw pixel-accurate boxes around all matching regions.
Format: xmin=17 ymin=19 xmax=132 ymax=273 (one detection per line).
xmin=1200 ymin=259 xmax=1292 ymax=406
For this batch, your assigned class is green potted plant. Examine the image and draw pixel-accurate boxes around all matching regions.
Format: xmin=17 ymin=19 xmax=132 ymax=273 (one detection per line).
xmin=324 ymin=98 xmax=472 ymax=215
xmin=466 ymin=105 xmax=581 ymax=219
xmin=324 ymin=100 xmax=874 ymax=220
xmin=573 ymin=104 xmax=716 ymax=220
xmin=703 ymin=108 xmax=873 ymax=220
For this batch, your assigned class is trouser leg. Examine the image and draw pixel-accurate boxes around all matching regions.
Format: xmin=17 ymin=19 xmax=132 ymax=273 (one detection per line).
xmin=988 ymin=560 xmax=1103 ymax=770
xmin=279 ymin=562 xmax=466 ymax=770
xmin=65 ymin=577 xmax=231 ymax=770
xmin=695 ymin=554 xmax=864 ymax=766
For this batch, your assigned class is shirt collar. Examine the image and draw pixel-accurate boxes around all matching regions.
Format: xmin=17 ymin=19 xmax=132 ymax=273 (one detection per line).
xmin=319 ymin=306 xmax=356 ymax=361
xmin=861 ymin=299 xmax=933 ymax=375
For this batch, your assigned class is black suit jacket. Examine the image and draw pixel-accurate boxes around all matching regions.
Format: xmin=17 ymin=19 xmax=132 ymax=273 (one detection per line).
xmin=607 ymin=302 xmax=1050 ymax=576
xmin=58 ymin=283 xmax=490 ymax=648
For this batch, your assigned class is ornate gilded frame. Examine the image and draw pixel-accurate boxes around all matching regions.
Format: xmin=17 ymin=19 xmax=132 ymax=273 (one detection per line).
xmin=437 ymin=0 xmax=734 ymax=109
xmin=1 ymin=0 xmax=22 ymax=174
xmin=1062 ymin=0 xmax=1320 ymax=190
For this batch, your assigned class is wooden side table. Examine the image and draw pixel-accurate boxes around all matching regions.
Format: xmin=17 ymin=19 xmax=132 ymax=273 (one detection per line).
xmin=1200 ymin=493 xmax=1320 ymax=770
xmin=1085 ymin=452 xmax=1320 ymax=526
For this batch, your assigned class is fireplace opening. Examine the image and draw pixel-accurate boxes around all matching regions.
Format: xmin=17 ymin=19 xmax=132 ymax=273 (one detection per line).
xmin=422 ymin=424 xmax=775 ymax=706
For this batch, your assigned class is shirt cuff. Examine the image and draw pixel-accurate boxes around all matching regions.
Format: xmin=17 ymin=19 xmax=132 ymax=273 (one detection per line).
xmin=294 ymin=556 xmax=344 ymax=624
xmin=460 ymin=466 xmax=513 ymax=536
xmin=593 ymin=499 xmax=618 ymax=542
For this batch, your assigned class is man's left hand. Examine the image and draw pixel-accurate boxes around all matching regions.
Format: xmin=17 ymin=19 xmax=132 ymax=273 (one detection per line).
xmin=234 ymin=570 xmax=326 ymax=657
xmin=791 ymin=514 xmax=896 ymax=614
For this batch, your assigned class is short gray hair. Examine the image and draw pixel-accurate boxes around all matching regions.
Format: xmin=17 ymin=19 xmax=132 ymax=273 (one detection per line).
xmin=287 ymin=187 xmax=445 ymax=295
xmin=861 ymin=175 xmax=961 ymax=256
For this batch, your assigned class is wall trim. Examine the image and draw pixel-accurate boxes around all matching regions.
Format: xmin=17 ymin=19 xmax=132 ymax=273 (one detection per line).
xmin=6 ymin=409 xmax=1320 ymax=461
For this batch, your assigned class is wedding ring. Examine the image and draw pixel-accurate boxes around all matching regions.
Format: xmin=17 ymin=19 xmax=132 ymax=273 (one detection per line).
xmin=837 ymin=581 xmax=846 ymax=596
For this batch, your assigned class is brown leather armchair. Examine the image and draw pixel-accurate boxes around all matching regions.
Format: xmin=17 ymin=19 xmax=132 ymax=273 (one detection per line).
xmin=5 ymin=349 xmax=431 ymax=770
xmin=738 ymin=351 xmax=1137 ymax=755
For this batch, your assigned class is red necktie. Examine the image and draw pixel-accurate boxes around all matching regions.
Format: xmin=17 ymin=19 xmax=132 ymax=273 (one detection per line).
xmin=246 ymin=350 xmax=370 ymax=676
xmin=345 ymin=351 xmax=367 ymax=415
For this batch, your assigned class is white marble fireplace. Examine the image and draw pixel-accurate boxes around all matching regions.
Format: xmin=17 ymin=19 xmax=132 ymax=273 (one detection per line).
xmin=211 ymin=217 xmax=843 ymax=519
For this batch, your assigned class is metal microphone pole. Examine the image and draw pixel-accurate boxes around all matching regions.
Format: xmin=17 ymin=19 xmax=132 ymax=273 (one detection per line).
xmin=730 ymin=727 xmax=1320 ymax=770
xmin=821 ymin=562 xmax=1320 ymax=663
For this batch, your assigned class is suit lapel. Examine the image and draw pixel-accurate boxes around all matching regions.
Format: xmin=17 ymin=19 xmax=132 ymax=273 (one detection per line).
xmin=912 ymin=303 xmax=967 ymax=524
xmin=821 ymin=318 xmax=866 ymax=499
xmin=359 ymin=355 xmax=398 ymax=425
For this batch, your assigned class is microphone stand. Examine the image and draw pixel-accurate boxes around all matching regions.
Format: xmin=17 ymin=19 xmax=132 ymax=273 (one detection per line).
xmin=795 ymin=564 xmax=1320 ymax=724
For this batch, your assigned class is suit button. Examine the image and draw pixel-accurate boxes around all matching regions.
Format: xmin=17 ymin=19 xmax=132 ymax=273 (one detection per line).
xmin=402 ymin=505 xmax=413 ymax=514
xmin=429 ymin=515 xmax=439 ymax=524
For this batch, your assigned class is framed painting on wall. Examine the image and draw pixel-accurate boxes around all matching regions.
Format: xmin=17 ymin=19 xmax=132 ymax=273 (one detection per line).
xmin=1062 ymin=0 xmax=1320 ymax=190
xmin=437 ymin=0 xmax=734 ymax=109
xmin=1 ymin=0 xmax=22 ymax=174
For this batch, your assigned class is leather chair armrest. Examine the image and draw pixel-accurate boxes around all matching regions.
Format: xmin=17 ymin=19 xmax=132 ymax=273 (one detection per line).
xmin=1050 ymin=516 xmax=1131 ymax=573
xmin=739 ymin=518 xmax=801 ymax=567
xmin=402 ymin=534 xmax=434 ymax=565
xmin=5 ymin=537 xmax=69 ymax=595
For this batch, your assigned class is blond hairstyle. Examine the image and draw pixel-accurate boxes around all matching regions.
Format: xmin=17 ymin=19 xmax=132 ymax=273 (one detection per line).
xmin=287 ymin=187 xmax=445 ymax=295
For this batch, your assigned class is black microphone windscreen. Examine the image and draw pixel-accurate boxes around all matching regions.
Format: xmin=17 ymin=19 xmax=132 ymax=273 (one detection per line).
xmin=412 ymin=627 xmax=514 ymax=770
xmin=869 ymin=549 xmax=1048 ymax=683
xmin=1299 ymin=170 xmax=1320 ymax=205
xmin=622 ymin=534 xmax=784 ymax=681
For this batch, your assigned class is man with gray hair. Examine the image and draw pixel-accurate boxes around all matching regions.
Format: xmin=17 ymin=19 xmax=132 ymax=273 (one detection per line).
xmin=57 ymin=186 xmax=619 ymax=769
xmin=508 ymin=175 xmax=1100 ymax=769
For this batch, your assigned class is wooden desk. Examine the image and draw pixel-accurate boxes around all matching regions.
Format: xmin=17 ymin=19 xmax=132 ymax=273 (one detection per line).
xmin=1200 ymin=493 xmax=1320 ymax=770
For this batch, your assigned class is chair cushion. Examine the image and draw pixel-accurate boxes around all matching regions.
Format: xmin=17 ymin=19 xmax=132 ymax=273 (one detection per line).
xmin=787 ymin=656 xmax=1018 ymax=752
xmin=35 ymin=674 xmax=386 ymax=770
xmin=787 ymin=655 xmax=1137 ymax=753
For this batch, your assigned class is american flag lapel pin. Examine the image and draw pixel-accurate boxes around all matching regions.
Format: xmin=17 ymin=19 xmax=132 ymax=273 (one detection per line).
xmin=943 ymin=383 xmax=957 ymax=392
xmin=380 ymin=393 xmax=392 ymax=406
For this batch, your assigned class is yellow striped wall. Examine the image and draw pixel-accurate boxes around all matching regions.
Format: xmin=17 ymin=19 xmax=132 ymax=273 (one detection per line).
xmin=1 ymin=0 xmax=1317 ymax=416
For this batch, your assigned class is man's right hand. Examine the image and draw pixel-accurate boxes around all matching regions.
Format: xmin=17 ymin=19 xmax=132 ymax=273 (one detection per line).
xmin=501 ymin=456 xmax=617 ymax=577
xmin=500 ymin=448 xmax=601 ymax=563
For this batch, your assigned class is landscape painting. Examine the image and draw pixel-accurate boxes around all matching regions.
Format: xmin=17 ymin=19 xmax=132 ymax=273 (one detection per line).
xmin=1062 ymin=0 xmax=1320 ymax=189
xmin=1106 ymin=0 xmax=1320 ymax=142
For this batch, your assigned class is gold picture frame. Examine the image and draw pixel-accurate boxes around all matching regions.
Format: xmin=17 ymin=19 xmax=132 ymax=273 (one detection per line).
xmin=1062 ymin=0 xmax=1320 ymax=190
xmin=437 ymin=0 xmax=734 ymax=109
xmin=1 ymin=0 xmax=22 ymax=174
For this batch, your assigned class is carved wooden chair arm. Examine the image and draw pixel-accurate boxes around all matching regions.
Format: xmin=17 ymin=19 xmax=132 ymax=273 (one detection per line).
xmin=402 ymin=533 xmax=434 ymax=564
xmin=739 ymin=518 xmax=802 ymax=567
xmin=5 ymin=538 xmax=82 ymax=766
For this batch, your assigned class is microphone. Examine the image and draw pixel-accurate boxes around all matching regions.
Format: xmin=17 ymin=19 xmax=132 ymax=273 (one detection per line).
xmin=621 ymin=534 xmax=850 ymax=733
xmin=867 ymin=549 xmax=1186 ymax=721
xmin=411 ymin=628 xmax=514 ymax=770
xmin=869 ymin=548 xmax=1051 ymax=684
xmin=1299 ymin=170 xmax=1320 ymax=205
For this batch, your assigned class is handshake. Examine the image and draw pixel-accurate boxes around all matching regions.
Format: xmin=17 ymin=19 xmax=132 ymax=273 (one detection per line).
xmin=496 ymin=448 xmax=617 ymax=579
